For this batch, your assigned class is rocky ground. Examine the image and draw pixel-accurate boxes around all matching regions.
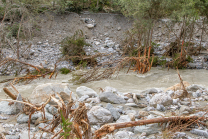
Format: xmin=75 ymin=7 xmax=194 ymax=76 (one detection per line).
xmin=1 ymin=12 xmax=208 ymax=75
xmin=0 ymin=82 xmax=208 ymax=138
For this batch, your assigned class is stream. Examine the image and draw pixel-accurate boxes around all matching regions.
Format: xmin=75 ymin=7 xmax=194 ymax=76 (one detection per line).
xmin=0 ymin=67 xmax=208 ymax=99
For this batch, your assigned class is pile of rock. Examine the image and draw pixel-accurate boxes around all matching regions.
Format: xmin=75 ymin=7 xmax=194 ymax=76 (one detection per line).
xmin=0 ymin=82 xmax=208 ymax=138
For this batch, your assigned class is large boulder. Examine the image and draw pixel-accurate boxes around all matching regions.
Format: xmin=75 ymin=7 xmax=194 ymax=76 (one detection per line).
xmin=149 ymin=93 xmax=173 ymax=107
xmin=99 ymin=92 xmax=126 ymax=104
xmin=0 ymin=101 xmax=20 ymax=115
xmin=87 ymin=106 xmax=113 ymax=125
xmin=30 ymin=83 xmax=76 ymax=105
xmin=76 ymin=86 xmax=98 ymax=98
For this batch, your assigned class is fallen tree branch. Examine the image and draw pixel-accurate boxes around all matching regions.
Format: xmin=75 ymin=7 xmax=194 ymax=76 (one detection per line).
xmin=94 ymin=116 xmax=203 ymax=139
xmin=0 ymin=95 xmax=51 ymax=111
xmin=0 ymin=58 xmax=41 ymax=72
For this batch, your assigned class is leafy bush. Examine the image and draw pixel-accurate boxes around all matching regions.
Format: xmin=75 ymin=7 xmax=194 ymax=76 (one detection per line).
xmin=7 ymin=23 xmax=20 ymax=38
xmin=159 ymin=56 xmax=167 ymax=67
xmin=61 ymin=30 xmax=95 ymax=66
xmin=171 ymin=53 xmax=193 ymax=69
xmin=149 ymin=56 xmax=158 ymax=67
xmin=186 ymin=55 xmax=193 ymax=63
xmin=61 ymin=30 xmax=87 ymax=56
xmin=0 ymin=5 xmax=5 ymax=19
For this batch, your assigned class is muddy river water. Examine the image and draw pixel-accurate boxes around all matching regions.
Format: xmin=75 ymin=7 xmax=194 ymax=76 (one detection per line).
xmin=0 ymin=67 xmax=208 ymax=99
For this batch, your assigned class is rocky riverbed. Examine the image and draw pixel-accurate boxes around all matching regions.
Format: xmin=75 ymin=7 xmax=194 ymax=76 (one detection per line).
xmin=1 ymin=12 xmax=208 ymax=139
xmin=0 ymin=80 xmax=208 ymax=139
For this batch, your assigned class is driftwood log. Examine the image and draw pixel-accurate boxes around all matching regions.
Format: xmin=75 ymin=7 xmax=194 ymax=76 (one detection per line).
xmin=94 ymin=116 xmax=203 ymax=139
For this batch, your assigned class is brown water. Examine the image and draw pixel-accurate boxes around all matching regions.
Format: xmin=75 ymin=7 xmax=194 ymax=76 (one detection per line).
xmin=0 ymin=67 xmax=208 ymax=99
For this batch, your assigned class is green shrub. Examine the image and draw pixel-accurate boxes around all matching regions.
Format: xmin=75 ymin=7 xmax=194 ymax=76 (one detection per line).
xmin=159 ymin=56 xmax=167 ymax=67
xmin=61 ymin=30 xmax=87 ymax=56
xmin=61 ymin=30 xmax=93 ymax=66
xmin=172 ymin=53 xmax=192 ymax=69
xmin=186 ymin=55 xmax=193 ymax=63
xmin=149 ymin=56 xmax=158 ymax=67
xmin=60 ymin=68 xmax=71 ymax=74
xmin=0 ymin=6 xmax=5 ymax=19
xmin=60 ymin=110 xmax=72 ymax=139
xmin=7 ymin=23 xmax=20 ymax=38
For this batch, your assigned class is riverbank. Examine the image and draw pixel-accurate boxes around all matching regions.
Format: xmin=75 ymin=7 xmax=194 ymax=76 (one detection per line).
xmin=1 ymin=12 xmax=208 ymax=76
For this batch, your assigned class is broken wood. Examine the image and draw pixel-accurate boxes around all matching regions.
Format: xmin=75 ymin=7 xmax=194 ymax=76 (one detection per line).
xmin=3 ymin=88 xmax=17 ymax=100
xmin=94 ymin=116 xmax=203 ymax=139
xmin=0 ymin=58 xmax=57 ymax=84
xmin=177 ymin=68 xmax=189 ymax=98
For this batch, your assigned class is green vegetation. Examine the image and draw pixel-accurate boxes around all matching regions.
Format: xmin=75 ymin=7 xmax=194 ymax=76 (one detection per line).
xmin=60 ymin=30 xmax=97 ymax=67
xmin=60 ymin=110 xmax=72 ymax=139
xmin=7 ymin=23 xmax=20 ymax=38
xmin=31 ymin=68 xmax=51 ymax=75
xmin=61 ymin=30 xmax=89 ymax=65
xmin=186 ymin=55 xmax=193 ymax=63
xmin=159 ymin=56 xmax=167 ymax=67
xmin=60 ymin=68 xmax=71 ymax=74
xmin=149 ymin=56 xmax=158 ymax=67
xmin=61 ymin=30 xmax=87 ymax=57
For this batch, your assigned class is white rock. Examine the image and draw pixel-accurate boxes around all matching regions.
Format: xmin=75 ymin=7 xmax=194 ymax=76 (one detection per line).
xmin=187 ymin=84 xmax=205 ymax=92
xmin=104 ymin=93 xmax=126 ymax=104
xmin=86 ymin=24 xmax=94 ymax=29
xmin=149 ymin=111 xmax=165 ymax=117
xmin=87 ymin=106 xmax=113 ymax=125
xmin=134 ymin=124 xmax=160 ymax=135
xmin=114 ymin=131 xmax=133 ymax=139
xmin=31 ymin=83 xmax=76 ymax=105
xmin=86 ymin=97 xmax=100 ymax=103
xmin=191 ymin=129 xmax=208 ymax=138
xmin=149 ymin=93 xmax=173 ymax=107
xmin=0 ymin=101 xmax=20 ymax=115
xmin=78 ymin=95 xmax=90 ymax=102
xmin=127 ymin=98 xmax=134 ymax=103
xmin=106 ymin=103 xmax=120 ymax=121
xmin=116 ymin=115 xmax=133 ymax=131
xmin=76 ymin=86 xmax=98 ymax=98
xmin=116 ymin=115 xmax=131 ymax=123
xmin=104 ymin=86 xmax=118 ymax=93
xmin=94 ymin=41 xmax=100 ymax=45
